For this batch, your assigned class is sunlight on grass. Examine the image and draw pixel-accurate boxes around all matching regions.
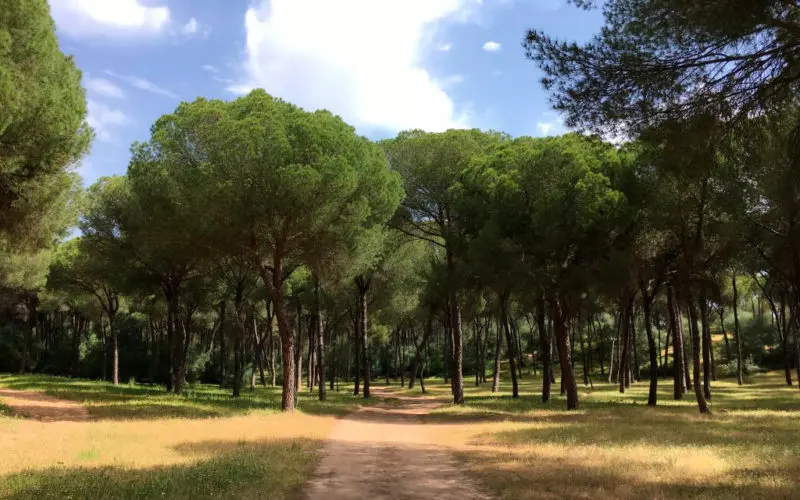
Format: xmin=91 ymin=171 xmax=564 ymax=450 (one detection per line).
xmin=412 ymin=371 xmax=800 ymax=499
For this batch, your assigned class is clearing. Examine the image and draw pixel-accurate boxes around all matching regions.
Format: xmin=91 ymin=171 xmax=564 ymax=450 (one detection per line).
xmin=1 ymin=373 xmax=800 ymax=499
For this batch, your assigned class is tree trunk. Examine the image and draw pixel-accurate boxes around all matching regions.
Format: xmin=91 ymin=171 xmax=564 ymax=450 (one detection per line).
xmin=353 ymin=310 xmax=360 ymax=395
xmin=219 ymin=300 xmax=227 ymax=388
xmin=640 ymin=282 xmax=658 ymax=406
xmin=731 ymin=274 xmax=743 ymax=385
xmin=667 ymin=284 xmax=685 ymax=400
xmin=357 ymin=279 xmax=371 ymax=399
xmin=619 ymin=298 xmax=631 ymax=394
xmin=500 ymin=294 xmax=519 ymax=398
xmin=699 ymin=289 xmax=712 ymax=399
xmin=686 ymin=288 xmax=710 ymax=413
xmin=491 ymin=317 xmax=502 ymax=393
xmin=537 ymin=296 xmax=551 ymax=403
xmin=110 ymin=313 xmax=119 ymax=386
xmin=552 ymin=293 xmax=578 ymax=410
xmin=446 ymin=247 xmax=465 ymax=405
xmin=315 ymin=277 xmax=326 ymax=401
xmin=780 ymin=296 xmax=793 ymax=385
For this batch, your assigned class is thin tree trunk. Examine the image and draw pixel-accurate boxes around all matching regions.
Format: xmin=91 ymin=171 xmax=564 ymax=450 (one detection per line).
xmin=640 ymin=282 xmax=658 ymax=406
xmin=219 ymin=300 xmax=227 ymax=388
xmin=491 ymin=316 xmax=502 ymax=393
xmin=552 ymin=293 xmax=578 ymax=410
xmin=686 ymin=288 xmax=710 ymax=414
xmin=699 ymin=288 xmax=712 ymax=399
xmin=731 ymin=274 xmax=743 ymax=385
xmin=537 ymin=296 xmax=551 ymax=403
xmin=667 ymin=284 xmax=685 ymax=399
xmin=500 ymin=294 xmax=519 ymax=398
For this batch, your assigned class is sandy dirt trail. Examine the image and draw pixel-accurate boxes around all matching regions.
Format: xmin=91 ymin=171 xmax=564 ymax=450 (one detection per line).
xmin=303 ymin=387 xmax=491 ymax=500
xmin=0 ymin=388 xmax=91 ymax=422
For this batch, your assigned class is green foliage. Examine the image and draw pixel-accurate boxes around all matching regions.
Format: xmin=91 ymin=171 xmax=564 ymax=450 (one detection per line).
xmin=0 ymin=0 xmax=90 ymax=248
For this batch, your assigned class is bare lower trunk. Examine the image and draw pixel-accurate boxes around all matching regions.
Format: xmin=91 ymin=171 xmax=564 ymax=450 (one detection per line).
xmin=640 ymin=283 xmax=658 ymax=406
xmin=357 ymin=280 xmax=371 ymax=399
xmin=552 ymin=293 xmax=578 ymax=410
xmin=731 ymin=274 xmax=743 ymax=385
xmin=537 ymin=295 xmax=552 ymax=403
xmin=446 ymin=248 xmax=464 ymax=405
xmin=491 ymin=318 xmax=502 ymax=393
xmin=686 ymin=288 xmax=710 ymax=414
xmin=667 ymin=284 xmax=685 ymax=400
xmin=500 ymin=295 xmax=519 ymax=398
xmin=699 ymin=289 xmax=712 ymax=399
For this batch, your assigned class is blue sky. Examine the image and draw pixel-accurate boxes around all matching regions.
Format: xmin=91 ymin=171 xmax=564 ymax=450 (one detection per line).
xmin=49 ymin=0 xmax=603 ymax=185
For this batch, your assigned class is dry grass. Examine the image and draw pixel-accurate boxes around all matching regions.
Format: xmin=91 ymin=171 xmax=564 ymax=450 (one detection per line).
xmin=385 ymin=372 xmax=800 ymax=499
xmin=1 ymin=372 xmax=799 ymax=499
xmin=0 ymin=375 xmax=357 ymax=499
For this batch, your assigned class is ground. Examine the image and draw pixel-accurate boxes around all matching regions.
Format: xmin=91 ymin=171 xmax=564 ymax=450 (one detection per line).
xmin=1 ymin=372 xmax=799 ymax=499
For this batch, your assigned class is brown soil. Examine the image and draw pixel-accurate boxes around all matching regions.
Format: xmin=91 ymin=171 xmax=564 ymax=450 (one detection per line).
xmin=303 ymin=387 xmax=491 ymax=500
xmin=0 ymin=388 xmax=91 ymax=422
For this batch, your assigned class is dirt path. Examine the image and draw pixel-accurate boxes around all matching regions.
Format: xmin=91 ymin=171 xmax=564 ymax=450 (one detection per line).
xmin=303 ymin=387 xmax=490 ymax=500
xmin=0 ymin=388 xmax=91 ymax=422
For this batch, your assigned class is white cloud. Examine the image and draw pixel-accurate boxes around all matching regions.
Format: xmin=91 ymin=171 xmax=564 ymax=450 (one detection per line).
xmin=49 ymin=0 xmax=170 ymax=38
xmin=439 ymin=74 xmax=465 ymax=88
xmin=202 ymin=64 xmax=219 ymax=73
xmin=85 ymin=77 xmax=125 ymax=99
xmin=437 ymin=42 xmax=453 ymax=51
xmin=483 ymin=41 xmax=502 ymax=52
xmin=180 ymin=17 xmax=211 ymax=38
xmin=104 ymin=70 xmax=179 ymax=99
xmin=87 ymin=100 xmax=128 ymax=141
xmin=536 ymin=113 xmax=565 ymax=137
xmin=230 ymin=0 xmax=476 ymax=132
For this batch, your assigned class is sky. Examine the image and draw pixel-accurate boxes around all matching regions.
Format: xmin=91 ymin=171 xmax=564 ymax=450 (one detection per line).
xmin=48 ymin=0 xmax=604 ymax=185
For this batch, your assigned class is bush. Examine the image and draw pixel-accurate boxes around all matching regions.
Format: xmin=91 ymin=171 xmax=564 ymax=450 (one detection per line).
xmin=718 ymin=355 xmax=763 ymax=377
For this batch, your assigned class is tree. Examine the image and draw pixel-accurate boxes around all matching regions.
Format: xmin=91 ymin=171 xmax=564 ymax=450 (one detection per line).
xmin=384 ymin=129 xmax=504 ymax=404
xmin=525 ymin=0 xmax=800 ymax=134
xmin=0 ymin=0 xmax=90 ymax=249
xmin=139 ymin=91 xmax=402 ymax=410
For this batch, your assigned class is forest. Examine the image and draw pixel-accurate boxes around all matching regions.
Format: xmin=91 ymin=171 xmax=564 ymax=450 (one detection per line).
xmin=2 ymin=1 xmax=800 ymax=498
xmin=3 ymin=0 xmax=799 ymax=413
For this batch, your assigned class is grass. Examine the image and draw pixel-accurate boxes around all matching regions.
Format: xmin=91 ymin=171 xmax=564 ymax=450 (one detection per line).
xmin=1 ymin=371 xmax=799 ymax=499
xmin=0 ymin=374 xmax=369 ymax=419
xmin=391 ymin=371 xmax=800 ymax=499
xmin=0 ymin=374 xmax=374 ymax=499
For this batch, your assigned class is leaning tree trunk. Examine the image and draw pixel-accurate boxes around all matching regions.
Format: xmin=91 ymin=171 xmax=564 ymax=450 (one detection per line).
xmin=731 ymin=274 xmax=744 ymax=385
xmin=537 ymin=295 xmax=551 ymax=403
xmin=552 ymin=293 xmax=578 ymax=410
xmin=686 ymin=288 xmax=710 ymax=414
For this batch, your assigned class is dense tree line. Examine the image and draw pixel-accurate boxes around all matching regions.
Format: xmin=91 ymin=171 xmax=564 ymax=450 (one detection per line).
xmin=2 ymin=0 xmax=800 ymax=414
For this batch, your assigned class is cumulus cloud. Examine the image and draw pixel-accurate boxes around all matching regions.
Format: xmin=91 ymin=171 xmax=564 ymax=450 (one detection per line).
xmin=202 ymin=64 xmax=219 ymax=73
xmin=87 ymin=100 xmax=128 ymax=141
xmin=483 ymin=41 xmax=502 ymax=52
xmin=437 ymin=43 xmax=453 ymax=51
xmin=103 ymin=70 xmax=179 ymax=99
xmin=229 ymin=0 xmax=476 ymax=132
xmin=49 ymin=0 xmax=170 ymax=38
xmin=85 ymin=77 xmax=125 ymax=99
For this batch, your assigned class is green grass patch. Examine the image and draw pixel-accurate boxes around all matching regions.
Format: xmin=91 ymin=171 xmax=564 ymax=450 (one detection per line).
xmin=2 ymin=438 xmax=322 ymax=500
xmin=0 ymin=374 xmax=372 ymax=420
